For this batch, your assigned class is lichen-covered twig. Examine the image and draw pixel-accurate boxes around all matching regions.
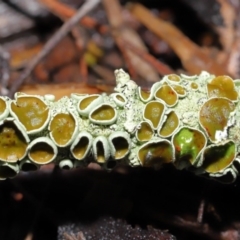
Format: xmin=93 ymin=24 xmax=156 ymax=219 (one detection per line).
xmin=1 ymin=69 xmax=240 ymax=183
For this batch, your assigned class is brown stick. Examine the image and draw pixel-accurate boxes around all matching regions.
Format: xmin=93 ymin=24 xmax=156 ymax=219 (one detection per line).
xmin=40 ymin=0 xmax=108 ymax=33
xmin=127 ymin=3 xmax=228 ymax=76
xmin=103 ymin=0 xmax=159 ymax=82
xmin=119 ymin=38 xmax=174 ymax=75
xmin=197 ymin=199 xmax=205 ymax=223
xmin=8 ymin=0 xmax=101 ymax=98
xmin=0 ymin=45 xmax=10 ymax=95
xmin=18 ymin=82 xmax=101 ymax=100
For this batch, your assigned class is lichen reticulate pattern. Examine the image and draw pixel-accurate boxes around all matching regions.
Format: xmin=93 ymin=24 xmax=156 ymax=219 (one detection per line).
xmin=1 ymin=69 xmax=240 ymax=183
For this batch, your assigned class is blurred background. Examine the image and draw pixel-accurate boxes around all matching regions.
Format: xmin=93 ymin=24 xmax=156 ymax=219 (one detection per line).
xmin=0 ymin=0 xmax=240 ymax=239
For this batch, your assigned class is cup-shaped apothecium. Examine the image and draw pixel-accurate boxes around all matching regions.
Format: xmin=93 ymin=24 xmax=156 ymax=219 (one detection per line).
xmin=143 ymin=100 xmax=166 ymax=130
xmin=19 ymin=159 xmax=39 ymax=172
xmin=89 ymin=103 xmax=117 ymax=125
xmin=77 ymin=94 xmax=103 ymax=117
xmin=108 ymin=131 xmax=131 ymax=160
xmin=111 ymin=93 xmax=127 ymax=107
xmin=158 ymin=111 xmax=179 ymax=138
xmin=70 ymin=131 xmax=93 ymax=161
xmin=92 ymin=136 xmax=110 ymax=164
xmin=137 ymin=139 xmax=173 ymax=169
xmin=28 ymin=137 xmax=57 ymax=165
xmin=135 ymin=121 xmax=154 ymax=142
xmin=172 ymin=127 xmax=207 ymax=169
xmin=10 ymin=94 xmax=50 ymax=134
xmin=49 ymin=112 xmax=79 ymax=147
xmin=0 ymin=118 xmax=29 ymax=162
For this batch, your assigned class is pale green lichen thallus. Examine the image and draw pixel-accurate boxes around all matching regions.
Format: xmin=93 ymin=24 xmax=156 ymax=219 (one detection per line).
xmin=0 ymin=69 xmax=239 ymax=183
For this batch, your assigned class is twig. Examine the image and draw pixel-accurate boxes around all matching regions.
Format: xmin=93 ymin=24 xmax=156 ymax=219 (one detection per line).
xmin=64 ymin=232 xmax=86 ymax=240
xmin=115 ymin=37 xmax=137 ymax=79
xmin=102 ymin=0 xmax=137 ymax=78
xmin=40 ymin=0 xmax=108 ymax=33
xmin=17 ymin=81 xmax=100 ymax=99
xmin=0 ymin=45 xmax=10 ymax=95
xmin=103 ymin=0 xmax=159 ymax=82
xmin=8 ymin=0 xmax=101 ymax=98
xmin=197 ymin=199 xmax=205 ymax=223
xmin=119 ymin=38 xmax=174 ymax=75
xmin=127 ymin=3 xmax=228 ymax=76
xmin=70 ymin=26 xmax=88 ymax=83
xmin=79 ymin=56 xmax=88 ymax=84
xmin=63 ymin=233 xmax=76 ymax=240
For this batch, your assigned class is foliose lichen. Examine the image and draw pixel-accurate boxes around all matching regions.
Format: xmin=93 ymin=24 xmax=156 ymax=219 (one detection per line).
xmin=1 ymin=69 xmax=240 ymax=183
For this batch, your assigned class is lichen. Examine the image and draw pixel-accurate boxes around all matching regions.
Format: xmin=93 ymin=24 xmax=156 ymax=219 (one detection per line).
xmin=0 ymin=69 xmax=239 ymax=182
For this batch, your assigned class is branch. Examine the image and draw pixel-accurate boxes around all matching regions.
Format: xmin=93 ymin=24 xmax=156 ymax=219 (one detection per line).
xmin=8 ymin=0 xmax=101 ymax=98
